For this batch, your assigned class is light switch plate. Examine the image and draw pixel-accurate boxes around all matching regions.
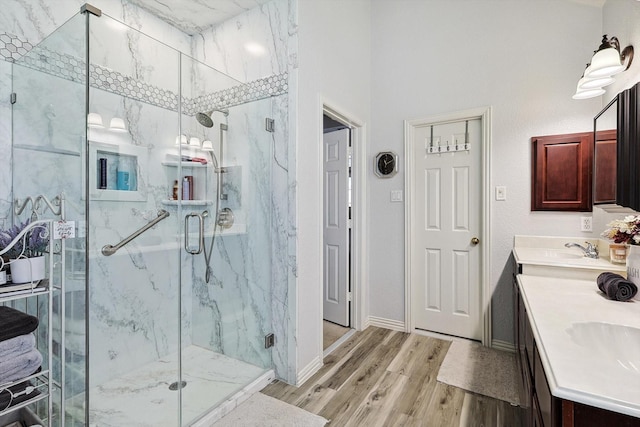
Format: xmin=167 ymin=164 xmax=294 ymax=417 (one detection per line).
xmin=391 ymin=190 xmax=403 ymax=202
xmin=495 ymin=186 xmax=506 ymax=201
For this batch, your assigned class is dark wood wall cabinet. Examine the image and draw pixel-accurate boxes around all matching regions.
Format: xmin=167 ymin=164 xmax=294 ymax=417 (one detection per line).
xmin=531 ymin=132 xmax=594 ymax=211
xmin=594 ymin=129 xmax=617 ymax=204
xmin=514 ymin=278 xmax=640 ymax=427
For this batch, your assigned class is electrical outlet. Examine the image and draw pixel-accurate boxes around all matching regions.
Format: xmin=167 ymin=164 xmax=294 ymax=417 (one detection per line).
xmin=581 ymin=216 xmax=593 ymax=232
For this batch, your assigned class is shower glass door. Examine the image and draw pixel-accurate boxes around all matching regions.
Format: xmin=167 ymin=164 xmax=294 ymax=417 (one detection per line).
xmin=86 ymin=12 xmax=182 ymax=427
xmin=178 ymin=55 xmax=274 ymax=425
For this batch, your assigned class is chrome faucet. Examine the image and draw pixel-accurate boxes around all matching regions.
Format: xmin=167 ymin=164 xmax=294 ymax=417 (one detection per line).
xmin=564 ymin=242 xmax=599 ymax=259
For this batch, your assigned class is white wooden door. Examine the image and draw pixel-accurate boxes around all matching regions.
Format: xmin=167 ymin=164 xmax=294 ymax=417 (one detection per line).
xmin=323 ymin=128 xmax=350 ymax=326
xmin=411 ymin=118 xmax=482 ymax=340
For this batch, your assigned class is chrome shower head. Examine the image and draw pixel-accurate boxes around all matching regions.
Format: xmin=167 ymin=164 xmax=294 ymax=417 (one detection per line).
xmin=196 ymin=111 xmax=214 ymax=128
xmin=196 ymin=108 xmax=230 ymax=128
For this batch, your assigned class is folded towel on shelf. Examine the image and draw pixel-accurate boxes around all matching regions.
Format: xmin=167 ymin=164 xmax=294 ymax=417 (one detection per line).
xmin=597 ymin=272 xmax=638 ymax=301
xmin=0 ymin=380 xmax=40 ymax=411
xmin=0 ymin=333 xmax=35 ymax=359
xmin=0 ymin=348 xmax=42 ymax=384
xmin=0 ymin=306 xmax=39 ymax=342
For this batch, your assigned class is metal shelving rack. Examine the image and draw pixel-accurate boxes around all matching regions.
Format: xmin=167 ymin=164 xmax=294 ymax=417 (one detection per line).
xmin=0 ymin=193 xmax=68 ymax=426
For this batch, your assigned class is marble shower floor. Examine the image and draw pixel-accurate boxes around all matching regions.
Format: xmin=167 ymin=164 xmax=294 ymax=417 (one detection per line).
xmin=73 ymin=345 xmax=266 ymax=427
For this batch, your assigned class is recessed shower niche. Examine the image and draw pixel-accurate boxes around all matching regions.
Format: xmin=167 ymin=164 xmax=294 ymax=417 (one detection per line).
xmin=88 ymin=140 xmax=147 ymax=201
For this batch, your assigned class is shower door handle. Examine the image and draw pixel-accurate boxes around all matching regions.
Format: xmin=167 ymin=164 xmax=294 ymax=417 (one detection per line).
xmin=184 ymin=212 xmax=204 ymax=255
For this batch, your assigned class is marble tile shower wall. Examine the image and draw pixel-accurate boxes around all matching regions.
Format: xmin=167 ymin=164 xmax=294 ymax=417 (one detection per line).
xmin=192 ymin=0 xmax=298 ymax=383
xmin=1 ymin=0 xmax=298 ymax=388
xmin=0 ymin=0 xmax=192 ymax=235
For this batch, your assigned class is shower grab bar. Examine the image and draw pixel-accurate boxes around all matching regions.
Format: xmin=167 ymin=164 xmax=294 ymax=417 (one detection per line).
xmin=184 ymin=212 xmax=205 ymax=255
xmin=101 ymin=209 xmax=170 ymax=256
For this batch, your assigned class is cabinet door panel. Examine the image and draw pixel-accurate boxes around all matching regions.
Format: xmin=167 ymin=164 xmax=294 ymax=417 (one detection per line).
xmin=593 ymin=130 xmax=617 ymax=204
xmin=531 ymin=132 xmax=592 ymax=211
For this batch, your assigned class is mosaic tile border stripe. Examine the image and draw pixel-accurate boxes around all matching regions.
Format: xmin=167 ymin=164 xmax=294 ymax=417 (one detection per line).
xmin=1 ymin=32 xmax=287 ymax=113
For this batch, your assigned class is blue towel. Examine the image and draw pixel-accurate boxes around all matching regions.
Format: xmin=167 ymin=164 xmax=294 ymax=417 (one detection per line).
xmin=0 ymin=334 xmax=35 ymax=359
xmin=0 ymin=348 xmax=42 ymax=384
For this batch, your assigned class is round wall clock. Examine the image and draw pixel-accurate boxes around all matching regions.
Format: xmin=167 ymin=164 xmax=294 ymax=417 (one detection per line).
xmin=375 ymin=151 xmax=398 ymax=178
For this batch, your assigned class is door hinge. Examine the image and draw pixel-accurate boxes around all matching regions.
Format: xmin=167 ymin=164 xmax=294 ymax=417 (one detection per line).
xmin=347 ymin=292 xmax=352 ymax=302
xmin=347 ymin=146 xmax=353 ymax=159
xmin=264 ymin=333 xmax=275 ymax=349
xmin=10 ymin=93 xmax=16 ymax=104
xmin=265 ymin=118 xmax=275 ymax=133
xmin=347 ymin=219 xmax=352 ymax=229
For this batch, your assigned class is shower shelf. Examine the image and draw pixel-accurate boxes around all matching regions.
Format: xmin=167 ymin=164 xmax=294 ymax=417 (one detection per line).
xmin=161 ymin=200 xmax=213 ymax=207
xmin=161 ymin=161 xmax=209 ymax=168
xmin=13 ymin=144 xmax=80 ymax=157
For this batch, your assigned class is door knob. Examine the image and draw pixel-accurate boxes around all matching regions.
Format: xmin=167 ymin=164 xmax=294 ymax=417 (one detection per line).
xmin=471 ymin=237 xmax=480 ymax=245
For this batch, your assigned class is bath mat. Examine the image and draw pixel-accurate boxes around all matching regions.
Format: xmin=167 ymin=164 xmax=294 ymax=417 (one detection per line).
xmin=437 ymin=340 xmax=520 ymax=405
xmin=214 ymin=392 xmax=328 ymax=427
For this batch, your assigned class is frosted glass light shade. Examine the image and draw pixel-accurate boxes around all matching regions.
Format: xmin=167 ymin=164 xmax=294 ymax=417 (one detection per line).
xmin=572 ymin=86 xmax=605 ymax=100
xmin=587 ymin=48 xmax=625 ymax=78
xmin=577 ymin=74 xmax=615 ymax=90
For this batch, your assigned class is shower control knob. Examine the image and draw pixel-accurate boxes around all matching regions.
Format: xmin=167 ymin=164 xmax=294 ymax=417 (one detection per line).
xmin=217 ymin=207 xmax=235 ymax=229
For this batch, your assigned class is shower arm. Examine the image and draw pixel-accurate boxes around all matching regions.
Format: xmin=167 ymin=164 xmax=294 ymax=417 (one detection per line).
xmin=101 ymin=210 xmax=170 ymax=256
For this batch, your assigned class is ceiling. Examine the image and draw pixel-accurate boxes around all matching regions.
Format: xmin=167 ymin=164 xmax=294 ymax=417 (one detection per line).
xmin=127 ymin=0 xmax=272 ymax=35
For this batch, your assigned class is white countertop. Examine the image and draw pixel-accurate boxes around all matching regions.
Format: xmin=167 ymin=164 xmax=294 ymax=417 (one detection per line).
xmin=517 ymin=275 xmax=640 ymax=418
xmin=513 ymin=235 xmax=626 ymax=279
xmin=513 ymin=235 xmax=626 ymax=270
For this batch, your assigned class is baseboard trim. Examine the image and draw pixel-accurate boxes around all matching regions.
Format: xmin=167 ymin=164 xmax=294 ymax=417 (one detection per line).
xmin=491 ymin=339 xmax=516 ymax=353
xmin=296 ymin=355 xmax=323 ymax=386
xmin=367 ymin=316 xmax=406 ymax=331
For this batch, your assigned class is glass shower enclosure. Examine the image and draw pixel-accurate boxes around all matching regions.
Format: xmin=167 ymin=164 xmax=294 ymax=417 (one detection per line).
xmin=10 ymin=5 xmax=275 ymax=426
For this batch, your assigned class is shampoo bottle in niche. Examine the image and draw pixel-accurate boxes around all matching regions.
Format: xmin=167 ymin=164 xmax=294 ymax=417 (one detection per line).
xmin=182 ymin=176 xmax=190 ymax=200
xmin=172 ymin=180 xmax=179 ymax=200
xmin=116 ymin=157 xmax=130 ymax=191
xmin=99 ymin=158 xmax=107 ymax=189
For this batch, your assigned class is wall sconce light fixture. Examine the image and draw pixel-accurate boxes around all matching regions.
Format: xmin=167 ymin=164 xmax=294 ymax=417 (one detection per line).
xmin=573 ymin=35 xmax=634 ymax=100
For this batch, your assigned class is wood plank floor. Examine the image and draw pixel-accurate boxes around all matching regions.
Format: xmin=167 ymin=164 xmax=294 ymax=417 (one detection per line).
xmin=323 ymin=320 xmax=351 ymax=350
xmin=262 ymin=327 xmax=522 ymax=426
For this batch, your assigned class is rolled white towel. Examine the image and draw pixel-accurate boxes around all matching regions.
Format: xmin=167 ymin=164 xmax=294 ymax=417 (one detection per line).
xmin=0 ymin=333 xmax=35 ymax=359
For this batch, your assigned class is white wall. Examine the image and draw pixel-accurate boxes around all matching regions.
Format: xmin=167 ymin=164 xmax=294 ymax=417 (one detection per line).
xmin=296 ymin=0 xmax=371 ymax=378
xmin=369 ymin=0 xmax=606 ymax=343
xmin=603 ymin=0 xmax=640 ymax=102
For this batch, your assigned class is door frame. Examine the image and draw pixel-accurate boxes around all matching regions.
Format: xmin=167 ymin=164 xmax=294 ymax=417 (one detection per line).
xmin=404 ymin=106 xmax=492 ymax=346
xmin=319 ymin=100 xmax=367 ymax=348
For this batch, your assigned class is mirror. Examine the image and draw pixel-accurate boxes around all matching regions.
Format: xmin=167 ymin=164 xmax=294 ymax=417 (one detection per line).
xmin=593 ymin=97 xmax=618 ymax=204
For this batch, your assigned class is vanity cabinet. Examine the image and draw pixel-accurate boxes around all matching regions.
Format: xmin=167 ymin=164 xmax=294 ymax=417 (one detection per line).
xmin=514 ymin=279 xmax=640 ymax=427
xmin=515 ymin=278 xmax=560 ymax=427
xmin=531 ymin=132 xmax=593 ymax=211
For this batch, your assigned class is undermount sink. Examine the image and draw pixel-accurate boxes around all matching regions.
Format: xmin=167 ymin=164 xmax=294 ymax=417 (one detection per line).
xmin=517 ymin=248 xmax=585 ymax=261
xmin=567 ymin=322 xmax=640 ymax=375
xmin=536 ymin=250 xmax=583 ymax=260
